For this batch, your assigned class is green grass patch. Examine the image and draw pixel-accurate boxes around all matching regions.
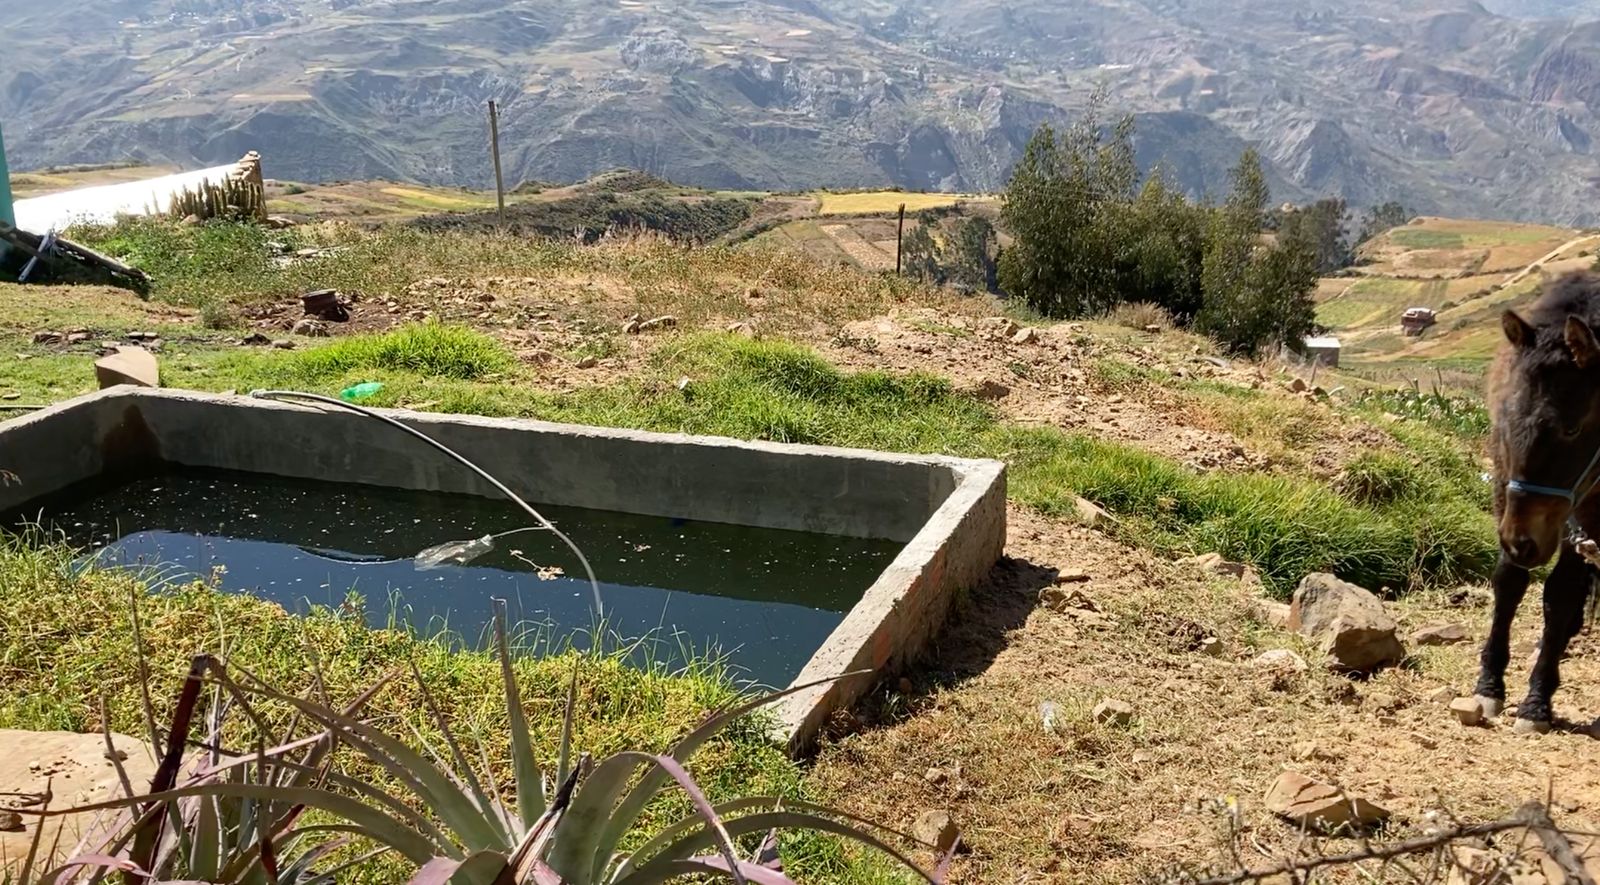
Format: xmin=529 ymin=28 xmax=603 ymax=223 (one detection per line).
xmin=1388 ymin=228 xmax=1466 ymax=250
xmin=1316 ymin=298 xmax=1387 ymax=329
xmin=1347 ymin=277 xmax=1425 ymax=298
xmin=286 ymin=323 xmax=513 ymax=381
xmin=1088 ymin=357 xmax=1169 ymax=391
xmin=1353 ymin=389 xmax=1491 ymax=443
xmin=69 ymin=217 xmax=300 ymax=308
xmin=995 ymin=427 xmax=1495 ymax=595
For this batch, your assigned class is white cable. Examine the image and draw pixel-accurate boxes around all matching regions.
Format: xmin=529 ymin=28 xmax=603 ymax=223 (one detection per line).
xmin=248 ymin=390 xmax=603 ymax=617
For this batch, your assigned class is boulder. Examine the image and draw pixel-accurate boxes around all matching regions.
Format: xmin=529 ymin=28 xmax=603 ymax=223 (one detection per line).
xmin=1291 ymin=574 xmax=1405 ymax=673
xmin=0 ymin=730 xmax=158 ymax=866
xmin=93 ymin=346 xmax=159 ymax=389
xmin=1011 ymin=327 xmax=1040 ymax=345
xmin=1263 ymin=771 xmax=1390 ymax=831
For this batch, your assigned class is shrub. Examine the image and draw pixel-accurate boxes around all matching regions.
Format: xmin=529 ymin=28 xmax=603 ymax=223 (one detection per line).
xmin=198 ymin=299 xmax=236 ymax=331
xmin=1108 ymin=302 xmax=1174 ymax=331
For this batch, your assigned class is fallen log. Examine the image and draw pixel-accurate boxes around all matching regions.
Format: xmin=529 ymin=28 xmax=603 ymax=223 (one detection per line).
xmin=0 ymin=220 xmax=151 ymax=290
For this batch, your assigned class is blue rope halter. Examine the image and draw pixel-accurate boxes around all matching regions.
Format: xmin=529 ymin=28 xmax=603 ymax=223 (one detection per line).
xmin=1508 ymin=443 xmax=1600 ymax=505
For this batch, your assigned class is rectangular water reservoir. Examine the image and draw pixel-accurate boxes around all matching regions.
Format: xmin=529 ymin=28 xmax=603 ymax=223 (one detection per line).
xmin=0 ymin=388 xmax=1006 ymax=750
xmin=13 ymin=468 xmax=903 ymax=689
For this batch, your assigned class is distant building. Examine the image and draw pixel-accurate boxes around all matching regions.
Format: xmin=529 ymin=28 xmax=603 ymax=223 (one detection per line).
xmin=1400 ymin=306 xmax=1438 ymax=336
xmin=1303 ymin=336 xmax=1341 ymax=367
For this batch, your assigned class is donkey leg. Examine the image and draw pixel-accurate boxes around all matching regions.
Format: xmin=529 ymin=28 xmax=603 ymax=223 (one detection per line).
xmin=1517 ymin=545 xmax=1590 ymax=732
xmin=1475 ymin=553 xmax=1530 ymax=717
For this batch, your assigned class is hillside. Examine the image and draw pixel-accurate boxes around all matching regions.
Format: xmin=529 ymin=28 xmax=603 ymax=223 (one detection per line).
xmin=1314 ymin=216 xmax=1599 ymax=384
xmin=11 ymin=0 xmax=1600 ymax=222
xmin=9 ymin=204 xmax=1600 ymax=879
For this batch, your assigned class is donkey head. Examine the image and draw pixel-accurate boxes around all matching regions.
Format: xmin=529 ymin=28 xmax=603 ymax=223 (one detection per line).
xmin=1496 ymin=308 xmax=1600 ymax=567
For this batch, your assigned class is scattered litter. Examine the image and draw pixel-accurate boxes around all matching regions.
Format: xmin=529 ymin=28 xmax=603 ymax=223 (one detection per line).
xmin=340 ymin=382 xmax=385 ymax=402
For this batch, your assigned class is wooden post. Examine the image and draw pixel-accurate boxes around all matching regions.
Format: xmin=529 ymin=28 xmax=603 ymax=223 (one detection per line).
xmin=488 ymin=100 xmax=506 ymax=226
xmin=895 ymin=203 xmax=906 ymax=275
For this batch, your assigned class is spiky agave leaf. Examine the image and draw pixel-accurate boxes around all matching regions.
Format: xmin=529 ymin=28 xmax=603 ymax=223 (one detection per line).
xmin=550 ymin=672 xmax=869 ymax=884
xmin=618 ymin=810 xmax=946 ymax=885
xmin=493 ymin=600 xmax=548 ymax=832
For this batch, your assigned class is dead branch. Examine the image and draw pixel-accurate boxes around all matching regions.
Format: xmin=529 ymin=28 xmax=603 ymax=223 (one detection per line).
xmin=1178 ymin=801 xmax=1586 ymax=885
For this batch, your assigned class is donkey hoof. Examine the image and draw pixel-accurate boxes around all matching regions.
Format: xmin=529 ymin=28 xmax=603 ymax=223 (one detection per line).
xmin=1473 ymin=695 xmax=1504 ymax=718
xmin=1514 ymin=717 xmax=1553 ymax=735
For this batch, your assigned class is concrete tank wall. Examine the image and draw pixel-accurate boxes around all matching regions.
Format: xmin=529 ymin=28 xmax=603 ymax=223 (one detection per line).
xmin=0 ymin=387 xmax=1007 ymax=750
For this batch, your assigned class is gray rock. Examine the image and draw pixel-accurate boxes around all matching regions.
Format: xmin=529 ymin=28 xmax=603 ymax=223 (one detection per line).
xmin=911 ymin=810 xmax=960 ymax=853
xmin=1253 ymin=649 xmax=1308 ymax=672
xmin=1411 ymin=623 xmax=1470 ymax=647
xmin=1291 ymin=574 xmax=1405 ymax=673
xmin=1449 ymin=696 xmax=1484 ymax=726
xmin=93 ymin=347 xmax=159 ymax=389
xmin=1092 ymin=698 xmax=1134 ymax=726
xmin=1263 ymin=771 xmax=1390 ymax=831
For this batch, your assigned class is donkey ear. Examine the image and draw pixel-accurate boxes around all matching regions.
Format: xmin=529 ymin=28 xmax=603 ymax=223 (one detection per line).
xmin=1503 ymin=311 xmax=1535 ymax=348
xmin=1567 ymin=316 xmax=1600 ymax=368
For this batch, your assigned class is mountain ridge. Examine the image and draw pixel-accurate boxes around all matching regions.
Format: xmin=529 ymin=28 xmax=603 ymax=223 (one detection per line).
xmin=8 ymin=0 xmax=1600 ymax=223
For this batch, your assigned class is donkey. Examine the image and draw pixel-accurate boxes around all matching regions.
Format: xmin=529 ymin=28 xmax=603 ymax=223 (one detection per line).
xmin=1476 ymin=270 xmax=1600 ymax=733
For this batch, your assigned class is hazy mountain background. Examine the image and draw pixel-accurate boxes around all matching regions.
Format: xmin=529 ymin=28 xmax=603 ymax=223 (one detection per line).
xmin=11 ymin=0 xmax=1600 ymax=223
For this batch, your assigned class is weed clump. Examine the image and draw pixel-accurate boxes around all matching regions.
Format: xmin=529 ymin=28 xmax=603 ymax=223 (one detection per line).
xmin=995 ymin=426 xmax=1495 ymax=596
xmin=289 ymin=323 xmax=512 ymax=381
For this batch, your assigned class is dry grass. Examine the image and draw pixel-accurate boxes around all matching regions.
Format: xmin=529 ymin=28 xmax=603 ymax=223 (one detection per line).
xmin=1107 ymin=301 xmax=1175 ymax=331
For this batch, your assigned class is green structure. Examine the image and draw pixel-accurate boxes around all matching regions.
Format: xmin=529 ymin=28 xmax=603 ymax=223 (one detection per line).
xmin=0 ymin=121 xmax=12 ymax=227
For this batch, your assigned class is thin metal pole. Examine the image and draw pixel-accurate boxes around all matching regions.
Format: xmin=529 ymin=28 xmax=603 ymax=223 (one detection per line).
xmin=0 ymin=121 xmax=15 ymax=263
xmin=488 ymin=100 xmax=506 ymax=226
xmin=895 ymin=203 xmax=906 ymax=275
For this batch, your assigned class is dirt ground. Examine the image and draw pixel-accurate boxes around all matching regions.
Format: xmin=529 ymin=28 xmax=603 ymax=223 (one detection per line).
xmin=808 ymin=504 xmax=1600 ymax=883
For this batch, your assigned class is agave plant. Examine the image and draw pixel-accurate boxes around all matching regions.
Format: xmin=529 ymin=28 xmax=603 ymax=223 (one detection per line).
xmin=10 ymin=599 xmax=951 ymax=884
xmin=9 ymin=650 xmax=389 ymax=885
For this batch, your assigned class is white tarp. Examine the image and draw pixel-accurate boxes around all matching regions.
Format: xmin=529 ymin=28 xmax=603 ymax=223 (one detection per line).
xmin=13 ymin=164 xmax=241 ymax=234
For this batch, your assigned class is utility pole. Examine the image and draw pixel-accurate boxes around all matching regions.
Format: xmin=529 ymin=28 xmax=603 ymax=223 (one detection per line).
xmin=487 ymin=100 xmax=506 ymax=226
xmin=895 ymin=203 xmax=906 ymax=275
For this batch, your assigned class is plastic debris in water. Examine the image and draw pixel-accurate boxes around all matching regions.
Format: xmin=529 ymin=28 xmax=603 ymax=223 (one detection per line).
xmin=340 ymin=382 xmax=385 ymax=402
xmin=414 ymin=534 xmax=495 ymax=570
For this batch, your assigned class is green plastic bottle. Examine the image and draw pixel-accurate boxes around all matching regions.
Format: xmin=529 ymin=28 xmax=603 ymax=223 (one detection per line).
xmin=340 ymin=381 xmax=384 ymax=402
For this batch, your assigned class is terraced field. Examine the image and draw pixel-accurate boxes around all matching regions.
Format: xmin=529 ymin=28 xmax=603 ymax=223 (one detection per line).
xmin=1316 ymin=216 xmax=1597 ymax=385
